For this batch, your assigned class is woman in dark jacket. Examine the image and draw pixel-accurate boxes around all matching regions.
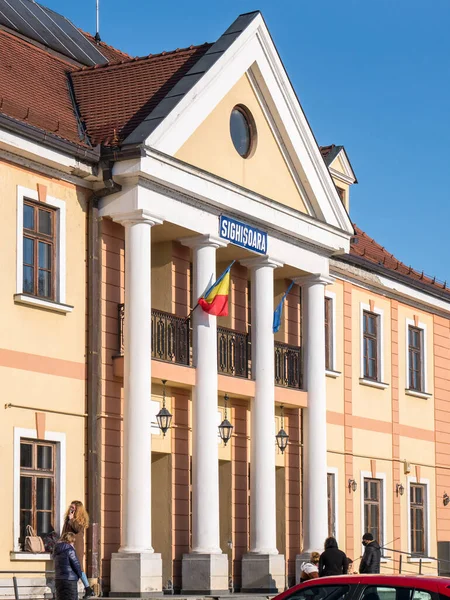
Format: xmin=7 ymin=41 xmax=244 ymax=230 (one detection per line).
xmin=319 ymin=537 xmax=349 ymax=577
xmin=53 ymin=533 xmax=83 ymax=600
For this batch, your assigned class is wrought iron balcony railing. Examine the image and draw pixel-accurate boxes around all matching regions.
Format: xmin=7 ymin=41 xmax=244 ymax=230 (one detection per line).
xmin=217 ymin=326 xmax=249 ymax=379
xmin=117 ymin=304 xmax=190 ymax=366
xmin=117 ymin=304 xmax=302 ymax=388
xmin=274 ymin=341 xmax=302 ymax=388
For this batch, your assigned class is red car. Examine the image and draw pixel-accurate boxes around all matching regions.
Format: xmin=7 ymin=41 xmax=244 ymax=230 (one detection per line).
xmin=275 ymin=575 xmax=450 ymax=600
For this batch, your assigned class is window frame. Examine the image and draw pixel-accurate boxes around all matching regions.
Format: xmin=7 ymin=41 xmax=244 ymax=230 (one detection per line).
xmin=19 ymin=439 xmax=56 ymax=544
xmin=22 ymin=200 xmax=57 ymax=300
xmin=405 ymin=319 xmax=429 ymax=397
xmin=360 ymin=470 xmax=386 ymax=555
xmin=407 ymin=476 xmax=430 ymax=558
xmin=16 ymin=186 xmax=71 ymax=313
xmin=360 ymin=303 xmax=386 ymax=386
xmin=13 ymin=428 xmax=66 ymax=554
xmin=324 ymin=292 xmax=336 ymax=373
xmin=327 ymin=468 xmax=338 ymax=540
xmin=363 ymin=311 xmax=379 ymax=381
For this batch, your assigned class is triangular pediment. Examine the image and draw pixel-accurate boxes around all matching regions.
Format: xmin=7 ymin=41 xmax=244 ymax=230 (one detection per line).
xmin=175 ymin=72 xmax=311 ymax=215
xmin=133 ymin=12 xmax=353 ymax=235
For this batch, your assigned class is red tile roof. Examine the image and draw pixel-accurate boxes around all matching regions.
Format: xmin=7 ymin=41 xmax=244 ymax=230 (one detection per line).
xmin=0 ymin=29 xmax=87 ymax=146
xmin=70 ymin=44 xmax=212 ymax=146
xmin=349 ymin=225 xmax=450 ymax=295
xmin=80 ymin=31 xmax=131 ymax=63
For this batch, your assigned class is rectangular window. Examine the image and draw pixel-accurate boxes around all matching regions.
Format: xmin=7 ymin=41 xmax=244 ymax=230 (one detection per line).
xmin=20 ymin=439 xmax=56 ymax=545
xmin=363 ymin=311 xmax=379 ymax=380
xmin=327 ymin=473 xmax=336 ymax=538
xmin=23 ymin=200 xmax=56 ymax=300
xmin=408 ymin=326 xmax=424 ymax=392
xmin=410 ymin=483 xmax=427 ymax=556
xmin=364 ymin=478 xmax=382 ymax=546
xmin=325 ymin=297 xmax=333 ymax=371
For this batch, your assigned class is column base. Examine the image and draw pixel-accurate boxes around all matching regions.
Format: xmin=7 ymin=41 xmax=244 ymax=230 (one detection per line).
xmin=296 ymin=552 xmax=314 ymax=585
xmin=110 ymin=552 xmax=162 ymax=596
xmin=181 ymin=553 xmax=229 ymax=594
xmin=241 ymin=553 xmax=285 ymax=593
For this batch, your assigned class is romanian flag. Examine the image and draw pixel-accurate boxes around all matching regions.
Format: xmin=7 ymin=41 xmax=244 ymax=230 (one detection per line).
xmin=198 ymin=262 xmax=233 ymax=317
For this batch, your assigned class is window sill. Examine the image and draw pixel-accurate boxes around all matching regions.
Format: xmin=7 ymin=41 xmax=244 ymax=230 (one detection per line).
xmin=380 ymin=557 xmax=392 ymax=563
xmin=405 ymin=389 xmax=432 ymax=400
xmin=326 ymin=369 xmax=342 ymax=379
xmin=359 ymin=378 xmax=389 ymax=390
xmin=407 ymin=557 xmax=434 ymax=563
xmin=14 ymin=294 xmax=73 ymax=314
xmin=10 ymin=551 xmax=52 ymax=561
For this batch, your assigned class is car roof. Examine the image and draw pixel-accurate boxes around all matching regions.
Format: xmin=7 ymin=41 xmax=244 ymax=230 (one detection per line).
xmin=277 ymin=575 xmax=450 ymax=598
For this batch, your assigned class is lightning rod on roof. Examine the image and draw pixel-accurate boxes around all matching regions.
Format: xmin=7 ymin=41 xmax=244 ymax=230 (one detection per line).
xmin=94 ymin=0 xmax=101 ymax=42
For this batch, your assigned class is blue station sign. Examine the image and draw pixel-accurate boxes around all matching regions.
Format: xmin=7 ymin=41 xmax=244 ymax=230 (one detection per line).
xmin=219 ymin=215 xmax=268 ymax=255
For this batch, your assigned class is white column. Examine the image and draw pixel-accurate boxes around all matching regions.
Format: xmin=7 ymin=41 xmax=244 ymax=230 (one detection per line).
xmin=241 ymin=257 xmax=285 ymax=594
xmin=297 ymin=274 xmax=333 ymax=552
xmin=180 ymin=235 xmax=228 ymax=594
xmin=110 ymin=209 xmax=163 ymax=594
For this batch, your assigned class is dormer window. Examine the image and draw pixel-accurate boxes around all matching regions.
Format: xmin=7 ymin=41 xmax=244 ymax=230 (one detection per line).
xmin=336 ymin=187 xmax=345 ymax=204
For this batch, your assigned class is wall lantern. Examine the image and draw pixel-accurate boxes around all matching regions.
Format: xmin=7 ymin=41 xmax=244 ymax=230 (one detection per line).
xmin=218 ymin=394 xmax=233 ymax=446
xmin=275 ymin=405 xmax=289 ymax=454
xmin=156 ymin=379 xmax=172 ymax=437
xmin=396 ymin=483 xmax=405 ymax=497
xmin=444 ymin=493 xmax=450 ymax=507
xmin=348 ymin=479 xmax=357 ymax=493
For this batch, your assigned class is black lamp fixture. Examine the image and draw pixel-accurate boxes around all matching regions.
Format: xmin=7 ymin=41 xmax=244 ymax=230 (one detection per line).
xmin=218 ymin=394 xmax=233 ymax=446
xmin=275 ymin=405 xmax=289 ymax=454
xmin=396 ymin=483 xmax=405 ymax=497
xmin=156 ymin=379 xmax=172 ymax=437
xmin=348 ymin=479 xmax=357 ymax=492
xmin=444 ymin=492 xmax=450 ymax=507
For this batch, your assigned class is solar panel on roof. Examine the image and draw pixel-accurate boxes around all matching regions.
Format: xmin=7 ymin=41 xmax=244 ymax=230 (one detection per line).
xmin=0 ymin=0 xmax=108 ymax=66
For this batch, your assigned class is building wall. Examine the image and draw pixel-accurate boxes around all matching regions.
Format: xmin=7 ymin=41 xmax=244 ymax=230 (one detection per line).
xmin=0 ymin=158 xmax=88 ymax=575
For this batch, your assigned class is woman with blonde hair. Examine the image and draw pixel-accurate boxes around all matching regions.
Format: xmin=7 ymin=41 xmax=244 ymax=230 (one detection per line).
xmin=61 ymin=501 xmax=93 ymax=598
xmin=300 ymin=551 xmax=320 ymax=582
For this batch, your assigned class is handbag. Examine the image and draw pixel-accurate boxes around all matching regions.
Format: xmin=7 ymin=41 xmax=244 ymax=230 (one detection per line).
xmin=24 ymin=525 xmax=45 ymax=553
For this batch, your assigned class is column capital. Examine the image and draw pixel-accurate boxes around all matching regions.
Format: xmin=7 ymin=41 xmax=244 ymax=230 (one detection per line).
xmin=240 ymin=255 xmax=283 ymax=270
xmin=111 ymin=209 xmax=163 ymax=227
xmin=294 ymin=273 xmax=334 ymax=287
xmin=179 ymin=234 xmax=228 ymax=250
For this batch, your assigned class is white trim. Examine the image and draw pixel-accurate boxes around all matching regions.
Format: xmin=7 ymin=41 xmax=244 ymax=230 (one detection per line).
xmin=10 ymin=552 xmax=52 ymax=561
xmin=330 ymin=260 xmax=450 ymax=318
xmin=13 ymin=428 xmax=66 ymax=552
xmin=16 ymin=186 xmax=68 ymax=307
xmin=0 ymin=127 xmax=94 ymax=177
xmin=360 ymin=470 xmax=387 ymax=553
xmin=329 ymin=168 xmax=355 ymax=186
xmin=327 ymin=467 xmax=339 ymax=541
xmin=407 ymin=476 xmax=431 ymax=558
xmin=325 ymin=290 xmax=337 ymax=372
xmin=13 ymin=294 xmax=73 ymax=313
xmin=326 ymin=370 xmax=342 ymax=379
xmin=142 ymin=15 xmax=353 ymax=233
xmin=405 ymin=318 xmax=429 ymax=396
xmin=360 ymin=303 xmax=385 ymax=383
xmin=359 ymin=378 xmax=389 ymax=390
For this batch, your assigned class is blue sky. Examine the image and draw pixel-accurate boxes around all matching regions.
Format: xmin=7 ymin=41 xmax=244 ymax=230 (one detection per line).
xmin=48 ymin=0 xmax=450 ymax=282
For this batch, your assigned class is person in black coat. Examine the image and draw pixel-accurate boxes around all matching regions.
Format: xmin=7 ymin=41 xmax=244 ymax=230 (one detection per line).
xmin=53 ymin=532 xmax=83 ymax=600
xmin=359 ymin=533 xmax=381 ymax=574
xmin=319 ymin=537 xmax=349 ymax=577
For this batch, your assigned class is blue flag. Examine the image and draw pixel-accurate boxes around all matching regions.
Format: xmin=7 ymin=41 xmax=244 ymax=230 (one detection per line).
xmin=273 ymin=281 xmax=294 ymax=333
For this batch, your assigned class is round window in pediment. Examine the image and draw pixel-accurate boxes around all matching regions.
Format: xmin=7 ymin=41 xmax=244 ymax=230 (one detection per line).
xmin=230 ymin=105 xmax=256 ymax=158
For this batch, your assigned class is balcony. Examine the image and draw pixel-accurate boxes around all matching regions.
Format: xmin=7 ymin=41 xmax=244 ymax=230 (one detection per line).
xmin=118 ymin=304 xmax=190 ymax=366
xmin=116 ymin=304 xmax=302 ymax=388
